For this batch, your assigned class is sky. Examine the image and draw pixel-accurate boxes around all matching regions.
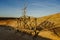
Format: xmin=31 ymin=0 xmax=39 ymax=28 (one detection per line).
xmin=0 ymin=0 xmax=60 ymax=17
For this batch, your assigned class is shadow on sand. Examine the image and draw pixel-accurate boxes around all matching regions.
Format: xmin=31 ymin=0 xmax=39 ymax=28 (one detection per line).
xmin=0 ymin=25 xmax=51 ymax=40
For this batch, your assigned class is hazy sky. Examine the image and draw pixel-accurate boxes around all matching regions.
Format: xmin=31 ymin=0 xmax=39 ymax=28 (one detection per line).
xmin=0 ymin=0 xmax=60 ymax=17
